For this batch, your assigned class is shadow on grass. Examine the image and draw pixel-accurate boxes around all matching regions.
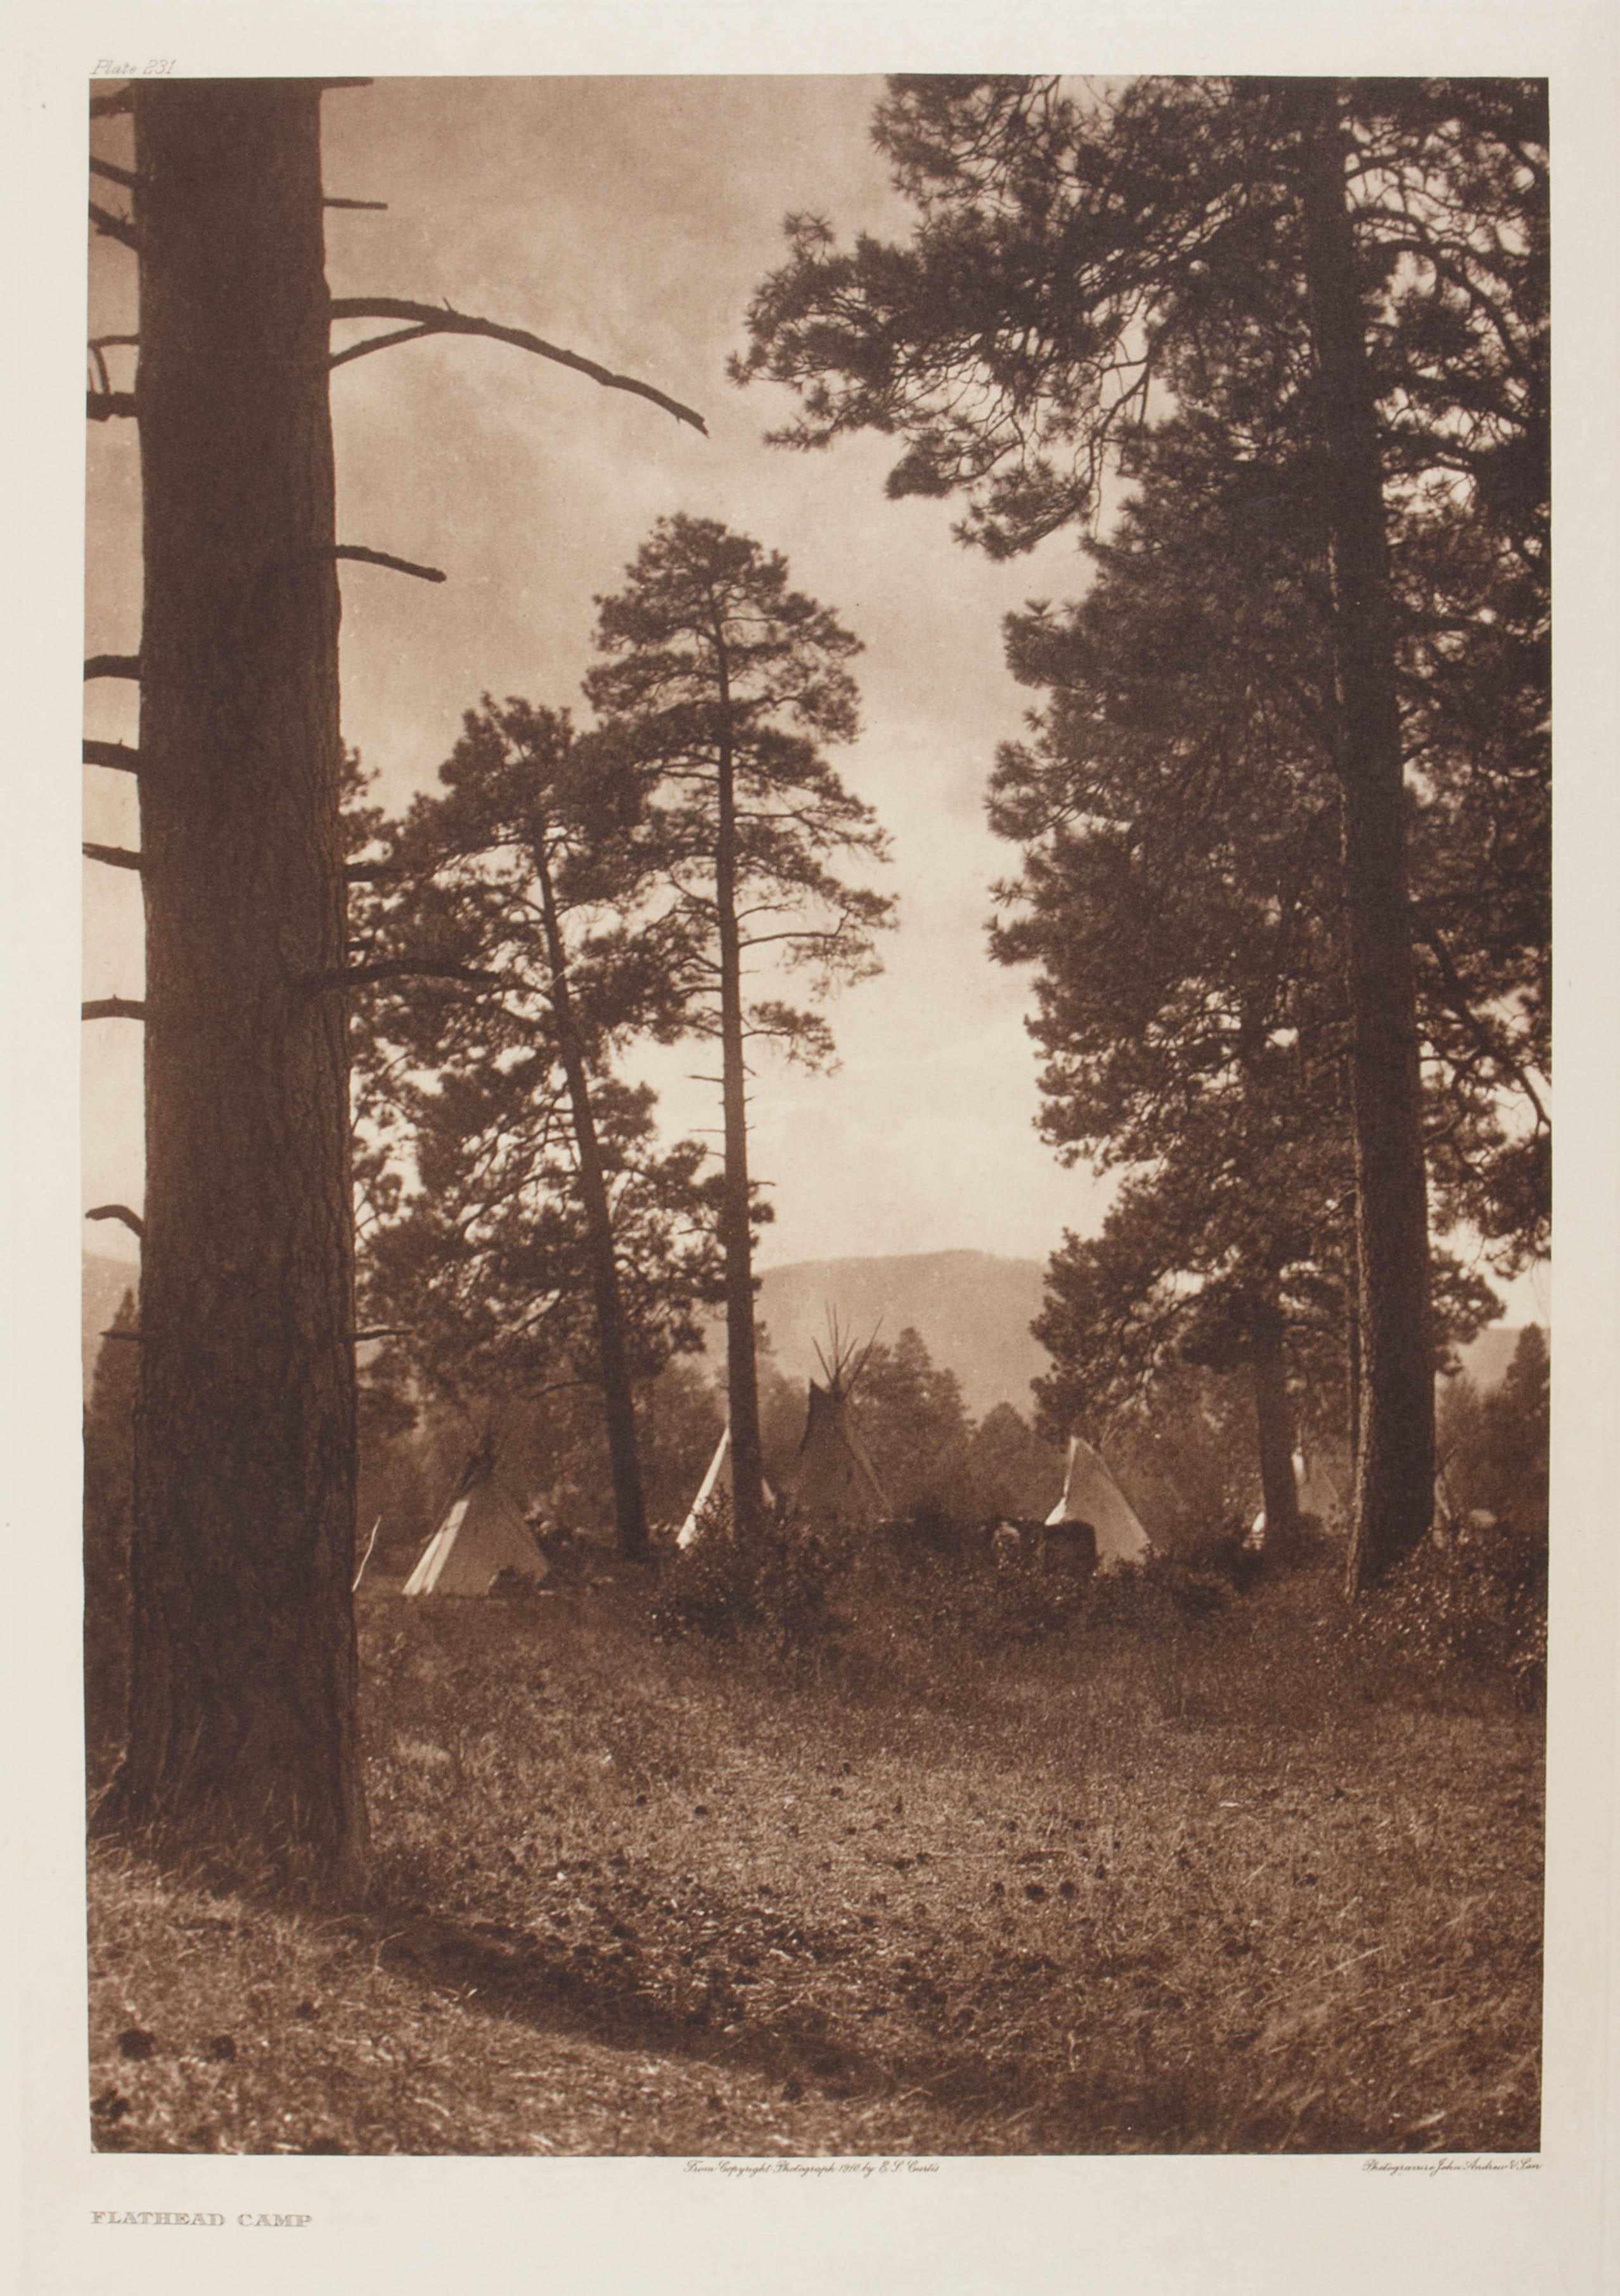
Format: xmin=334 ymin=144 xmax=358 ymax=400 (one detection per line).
xmin=316 ymin=1896 xmax=1407 ymax=2155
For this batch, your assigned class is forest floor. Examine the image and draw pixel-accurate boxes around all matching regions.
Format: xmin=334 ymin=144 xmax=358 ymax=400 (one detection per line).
xmin=86 ymin=1551 xmax=1543 ymax=2157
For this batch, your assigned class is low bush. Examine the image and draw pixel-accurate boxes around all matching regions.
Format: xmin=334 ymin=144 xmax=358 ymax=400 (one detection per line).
xmin=974 ymin=1546 xmax=1094 ymax=1646
xmin=648 ymin=1499 xmax=853 ymax=1662
xmin=1086 ymin=1551 xmax=1231 ymax=1631
xmin=1158 ymin=1522 xmax=1262 ymax=1592
xmin=1354 ymin=1518 xmax=1548 ymax=1702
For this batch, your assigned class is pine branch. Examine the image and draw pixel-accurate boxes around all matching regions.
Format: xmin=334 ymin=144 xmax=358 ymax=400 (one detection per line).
xmin=327 ymin=297 xmax=708 ymax=433
xmin=333 ymin=544 xmax=446 ymax=584
xmin=86 ymin=1203 xmax=145 ymax=1240
xmin=85 ymin=655 xmax=139 ymax=682
xmin=84 ymin=739 xmax=141 ymax=773
xmin=1418 ymin=927 xmax=1550 ymax=1131
xmin=82 ymin=997 xmax=146 ymax=1021
xmin=89 ymin=200 xmax=139 ymax=251
xmin=84 ymin=841 xmax=143 ymax=872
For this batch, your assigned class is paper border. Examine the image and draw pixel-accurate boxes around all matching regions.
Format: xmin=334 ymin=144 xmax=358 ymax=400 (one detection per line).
xmin=10 ymin=6 xmax=1615 ymax=2291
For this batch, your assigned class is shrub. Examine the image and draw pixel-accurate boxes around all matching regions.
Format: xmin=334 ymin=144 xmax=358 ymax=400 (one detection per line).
xmin=649 ymin=1498 xmax=852 ymax=1660
xmin=1085 ymin=1552 xmax=1231 ymax=1632
xmin=1355 ymin=1518 xmax=1547 ymax=1701
xmin=878 ymin=1498 xmax=967 ymax=1568
xmin=901 ymin=1536 xmax=1240 ymax=1653
xmin=890 ymin=1533 xmax=1094 ymax=1650
xmin=1170 ymin=1521 xmax=1263 ymax=1592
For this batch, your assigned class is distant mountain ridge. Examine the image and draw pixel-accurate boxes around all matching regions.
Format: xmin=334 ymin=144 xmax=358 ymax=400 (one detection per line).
xmin=83 ymin=1244 xmax=1539 ymax=1424
xmin=745 ymin=1250 xmax=1050 ymax=1418
xmin=743 ymin=1252 xmax=1541 ymax=1422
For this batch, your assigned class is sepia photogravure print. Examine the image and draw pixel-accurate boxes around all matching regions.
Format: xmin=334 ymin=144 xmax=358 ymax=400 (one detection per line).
xmin=78 ymin=60 xmax=1551 ymax=2165
xmin=23 ymin=20 xmax=1609 ymax=2286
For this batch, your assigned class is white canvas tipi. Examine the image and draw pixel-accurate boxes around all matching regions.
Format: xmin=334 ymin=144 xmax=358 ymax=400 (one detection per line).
xmin=402 ymin=1449 xmax=548 ymax=1596
xmin=1046 ymin=1435 xmax=1152 ymax=1570
xmin=675 ymin=1427 xmax=778 ymax=1549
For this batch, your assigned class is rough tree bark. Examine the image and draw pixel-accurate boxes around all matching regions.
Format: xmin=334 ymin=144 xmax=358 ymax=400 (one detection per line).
xmin=97 ymin=81 xmax=364 ymax=1878
xmin=533 ymin=847 xmax=650 ymax=1562
xmin=1294 ymin=83 xmax=1436 ymax=1593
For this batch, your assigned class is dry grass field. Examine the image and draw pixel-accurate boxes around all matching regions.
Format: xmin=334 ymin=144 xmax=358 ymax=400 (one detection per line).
xmin=87 ymin=1548 xmax=1543 ymax=2157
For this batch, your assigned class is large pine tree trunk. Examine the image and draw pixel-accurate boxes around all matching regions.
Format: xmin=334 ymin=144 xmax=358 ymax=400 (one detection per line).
xmin=100 ymin=82 xmax=364 ymax=1878
xmin=713 ymin=710 xmax=767 ymax=1542
xmin=1250 ymin=1293 xmax=1301 ymax=1554
xmin=534 ymin=850 xmax=650 ymax=1560
xmin=1295 ymin=83 xmax=1436 ymax=1594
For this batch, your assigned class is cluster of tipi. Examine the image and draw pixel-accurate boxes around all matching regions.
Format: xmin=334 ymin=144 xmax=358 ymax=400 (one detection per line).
xmin=390 ymin=1324 xmax=1334 ymax=1599
xmin=397 ymin=1327 xmax=912 ymax=1598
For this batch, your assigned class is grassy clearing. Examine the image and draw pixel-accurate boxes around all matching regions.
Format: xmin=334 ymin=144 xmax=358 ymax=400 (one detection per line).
xmin=87 ymin=1552 xmax=1542 ymax=2155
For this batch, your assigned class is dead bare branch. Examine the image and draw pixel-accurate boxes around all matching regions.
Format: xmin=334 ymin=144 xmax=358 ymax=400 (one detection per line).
xmin=89 ymin=88 xmax=134 ymax=118
xmin=328 ymin=323 xmax=437 ymax=371
xmin=327 ymin=296 xmax=708 ymax=432
xmin=86 ymin=655 xmax=140 ymax=682
xmin=84 ymin=739 xmax=141 ymax=773
xmin=333 ymin=544 xmax=446 ymax=584
xmin=86 ymin=1203 xmax=145 ymax=1240
xmin=90 ymin=157 xmax=138 ymax=191
xmin=325 ymin=196 xmax=387 ymax=211
xmin=82 ymin=997 xmax=146 ymax=1021
xmin=88 ymin=390 xmax=138 ymax=421
xmin=89 ymin=200 xmax=139 ymax=251
xmin=84 ymin=841 xmax=143 ymax=872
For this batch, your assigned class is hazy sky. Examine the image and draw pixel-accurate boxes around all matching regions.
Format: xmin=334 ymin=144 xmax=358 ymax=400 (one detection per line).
xmin=84 ymin=75 xmax=1128 ymax=1278
xmin=82 ymin=76 xmax=1545 ymax=1323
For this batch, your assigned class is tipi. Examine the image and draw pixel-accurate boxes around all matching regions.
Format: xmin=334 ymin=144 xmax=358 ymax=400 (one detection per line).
xmin=402 ymin=1444 xmax=548 ymax=1597
xmin=674 ymin=1427 xmax=777 ymax=1549
xmin=1046 ymin=1435 xmax=1152 ymax=1570
xmin=780 ymin=1324 xmax=889 ymax=1529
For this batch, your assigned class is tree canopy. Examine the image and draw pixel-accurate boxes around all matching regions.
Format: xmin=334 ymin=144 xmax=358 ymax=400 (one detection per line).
xmin=351 ymin=703 xmax=721 ymax=1431
xmin=739 ymin=74 xmax=1548 ymax=1585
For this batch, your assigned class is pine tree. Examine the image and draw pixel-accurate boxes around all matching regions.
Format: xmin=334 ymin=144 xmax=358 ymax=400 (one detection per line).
xmin=963 ymin=1403 xmax=1065 ymax=1524
xmin=351 ymin=697 xmax=716 ymax=1560
xmin=586 ymin=516 xmax=895 ymax=1539
xmin=856 ymin=1328 xmax=974 ymax=1521
xmin=737 ymin=74 xmax=1548 ymax=1587
xmin=989 ymin=402 xmax=1530 ymax=1562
